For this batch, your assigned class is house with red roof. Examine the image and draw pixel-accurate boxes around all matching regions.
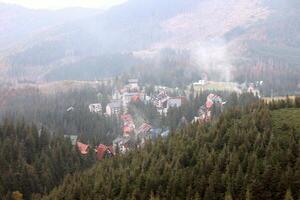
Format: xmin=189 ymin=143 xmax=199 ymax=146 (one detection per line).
xmin=121 ymin=114 xmax=135 ymax=137
xmin=96 ymin=144 xmax=114 ymax=160
xmin=137 ymin=123 xmax=152 ymax=136
xmin=77 ymin=142 xmax=89 ymax=155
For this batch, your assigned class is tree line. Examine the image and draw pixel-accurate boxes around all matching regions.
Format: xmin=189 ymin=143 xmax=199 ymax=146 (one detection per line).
xmin=44 ymin=99 xmax=300 ymax=200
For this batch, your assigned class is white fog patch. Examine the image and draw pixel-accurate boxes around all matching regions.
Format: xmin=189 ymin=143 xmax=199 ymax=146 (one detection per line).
xmin=191 ymin=38 xmax=234 ymax=82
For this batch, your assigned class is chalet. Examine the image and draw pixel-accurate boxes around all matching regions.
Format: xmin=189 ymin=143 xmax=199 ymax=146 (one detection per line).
xmin=121 ymin=114 xmax=135 ymax=137
xmin=153 ymin=95 xmax=186 ymax=115
xmin=193 ymin=94 xmax=225 ymax=123
xmin=89 ymin=103 xmax=102 ymax=113
xmin=206 ymin=94 xmax=226 ymax=109
xmin=137 ymin=123 xmax=152 ymax=135
xmin=136 ymin=123 xmax=151 ymax=146
xmin=151 ymin=91 xmax=169 ymax=115
xmin=106 ymin=101 xmax=122 ymax=116
xmin=96 ymin=144 xmax=114 ymax=160
xmin=152 ymin=91 xmax=169 ymax=109
xmin=77 ymin=142 xmax=89 ymax=155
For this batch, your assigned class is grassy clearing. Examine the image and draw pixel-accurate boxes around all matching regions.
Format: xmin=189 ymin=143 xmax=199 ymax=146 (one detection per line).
xmin=271 ymin=108 xmax=300 ymax=134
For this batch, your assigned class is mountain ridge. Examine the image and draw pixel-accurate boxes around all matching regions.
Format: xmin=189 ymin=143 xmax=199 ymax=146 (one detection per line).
xmin=0 ymin=0 xmax=299 ymax=95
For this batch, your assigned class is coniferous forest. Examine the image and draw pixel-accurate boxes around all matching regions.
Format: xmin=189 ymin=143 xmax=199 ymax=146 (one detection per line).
xmin=0 ymin=82 xmax=299 ymax=200
xmin=0 ymin=120 xmax=95 ymax=199
xmin=43 ymin=100 xmax=300 ymax=200
xmin=1 ymin=0 xmax=300 ymax=199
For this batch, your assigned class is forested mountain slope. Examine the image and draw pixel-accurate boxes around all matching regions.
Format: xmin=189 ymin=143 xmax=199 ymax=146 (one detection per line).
xmin=0 ymin=0 xmax=299 ymax=95
xmin=0 ymin=120 xmax=95 ymax=199
xmin=44 ymin=102 xmax=300 ymax=200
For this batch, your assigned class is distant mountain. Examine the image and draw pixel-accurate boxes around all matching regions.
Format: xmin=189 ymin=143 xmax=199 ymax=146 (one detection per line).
xmin=0 ymin=0 xmax=299 ymax=94
xmin=0 ymin=3 xmax=100 ymax=48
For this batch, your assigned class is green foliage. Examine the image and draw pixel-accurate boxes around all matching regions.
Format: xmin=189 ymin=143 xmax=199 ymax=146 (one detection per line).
xmin=0 ymin=120 xmax=94 ymax=199
xmin=271 ymin=108 xmax=300 ymax=133
xmin=0 ymin=85 xmax=120 ymax=144
xmin=44 ymin=103 xmax=300 ymax=200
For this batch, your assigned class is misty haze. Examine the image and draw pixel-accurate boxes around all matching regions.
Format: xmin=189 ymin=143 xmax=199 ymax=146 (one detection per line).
xmin=0 ymin=0 xmax=300 ymax=199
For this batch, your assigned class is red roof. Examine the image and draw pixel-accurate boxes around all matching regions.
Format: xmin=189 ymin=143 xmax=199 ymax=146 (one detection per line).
xmin=121 ymin=114 xmax=135 ymax=136
xmin=123 ymin=126 xmax=134 ymax=133
xmin=97 ymin=144 xmax=107 ymax=160
xmin=77 ymin=142 xmax=89 ymax=155
xmin=96 ymin=144 xmax=114 ymax=160
xmin=206 ymin=100 xmax=214 ymax=109
xmin=131 ymin=95 xmax=140 ymax=102
xmin=137 ymin=123 xmax=152 ymax=134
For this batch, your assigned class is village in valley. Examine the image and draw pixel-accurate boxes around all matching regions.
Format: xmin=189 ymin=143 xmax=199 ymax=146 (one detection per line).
xmin=67 ymin=78 xmax=263 ymax=161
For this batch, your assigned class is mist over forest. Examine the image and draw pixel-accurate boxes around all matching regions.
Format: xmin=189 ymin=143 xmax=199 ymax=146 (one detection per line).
xmin=0 ymin=0 xmax=299 ymax=95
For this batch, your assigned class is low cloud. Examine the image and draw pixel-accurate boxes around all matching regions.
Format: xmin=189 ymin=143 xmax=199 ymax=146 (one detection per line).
xmin=191 ymin=38 xmax=233 ymax=82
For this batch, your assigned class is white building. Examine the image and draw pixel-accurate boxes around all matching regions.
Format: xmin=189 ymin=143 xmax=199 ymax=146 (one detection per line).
xmin=127 ymin=79 xmax=139 ymax=91
xmin=167 ymin=98 xmax=182 ymax=109
xmin=67 ymin=106 xmax=74 ymax=112
xmin=106 ymin=101 xmax=122 ymax=116
xmin=89 ymin=103 xmax=102 ymax=113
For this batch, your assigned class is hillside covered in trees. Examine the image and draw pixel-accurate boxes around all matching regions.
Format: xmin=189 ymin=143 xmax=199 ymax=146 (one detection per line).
xmin=0 ymin=120 xmax=95 ymax=199
xmin=43 ymin=100 xmax=300 ymax=200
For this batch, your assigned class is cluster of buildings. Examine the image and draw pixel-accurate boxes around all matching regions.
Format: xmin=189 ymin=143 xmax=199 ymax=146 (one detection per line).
xmin=86 ymin=79 xmax=262 ymax=118
xmin=70 ymin=78 xmax=263 ymax=160
xmin=86 ymin=79 xmax=187 ymax=117
xmin=193 ymin=93 xmax=226 ymax=123
xmin=121 ymin=114 xmax=135 ymax=137
xmin=113 ymin=113 xmax=169 ymax=154
xmin=70 ymin=79 xmax=171 ymax=158
xmin=83 ymin=80 xmax=143 ymax=116
xmin=107 ymin=79 xmax=145 ymax=116
xmin=150 ymin=89 xmax=186 ymax=115
xmin=63 ymin=135 xmax=115 ymax=161
xmin=76 ymin=141 xmax=115 ymax=160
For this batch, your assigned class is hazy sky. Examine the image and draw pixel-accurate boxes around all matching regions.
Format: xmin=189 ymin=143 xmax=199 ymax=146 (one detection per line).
xmin=0 ymin=0 xmax=127 ymax=9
